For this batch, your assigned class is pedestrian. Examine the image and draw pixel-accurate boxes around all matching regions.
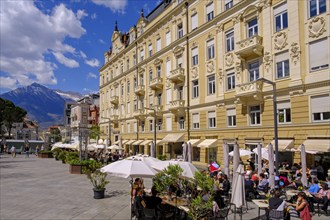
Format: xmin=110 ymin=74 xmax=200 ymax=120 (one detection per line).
xmin=35 ymin=145 xmax=40 ymax=156
xmin=41 ymin=145 xmax=44 ymax=151
xmin=4 ymin=144 xmax=7 ymax=154
xmin=25 ymin=145 xmax=30 ymax=158
xmin=10 ymin=146 xmax=16 ymax=158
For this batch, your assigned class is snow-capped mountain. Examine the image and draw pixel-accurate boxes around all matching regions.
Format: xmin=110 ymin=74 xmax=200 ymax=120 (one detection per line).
xmin=0 ymin=83 xmax=83 ymax=128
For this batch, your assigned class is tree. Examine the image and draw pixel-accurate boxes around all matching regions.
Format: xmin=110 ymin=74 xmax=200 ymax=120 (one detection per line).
xmin=50 ymin=128 xmax=61 ymax=143
xmin=0 ymin=98 xmax=27 ymax=138
xmin=89 ymin=125 xmax=100 ymax=140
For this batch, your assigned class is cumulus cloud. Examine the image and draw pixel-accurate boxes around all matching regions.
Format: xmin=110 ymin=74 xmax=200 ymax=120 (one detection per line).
xmin=77 ymin=9 xmax=88 ymax=19
xmin=91 ymin=0 xmax=128 ymax=14
xmin=85 ymin=58 xmax=100 ymax=67
xmin=87 ymin=72 xmax=98 ymax=79
xmin=0 ymin=1 xmax=86 ymax=90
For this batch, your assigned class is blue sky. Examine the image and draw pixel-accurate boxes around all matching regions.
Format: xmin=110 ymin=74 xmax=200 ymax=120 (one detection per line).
xmin=0 ymin=0 xmax=161 ymax=95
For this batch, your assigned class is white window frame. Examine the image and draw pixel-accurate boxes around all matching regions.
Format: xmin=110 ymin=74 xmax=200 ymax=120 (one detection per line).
xmin=166 ymin=117 xmax=172 ymax=131
xmin=127 ymin=102 xmax=130 ymax=114
xmin=127 ymin=123 xmax=131 ymax=133
xmin=309 ymin=0 xmax=327 ymax=18
xmin=206 ymin=3 xmax=214 ymax=21
xmin=157 ymin=119 xmax=162 ymax=131
xmin=166 ymin=89 xmax=172 ymax=105
xmin=247 ymin=18 xmax=258 ymax=38
xmin=177 ymin=23 xmax=183 ymax=39
xmin=148 ymin=44 xmax=153 ymax=57
xmin=227 ymin=72 xmax=235 ymax=90
xmin=207 ymin=74 xmax=216 ymax=95
xmin=192 ymin=113 xmax=200 ymax=129
xmin=149 ymin=119 xmax=154 ymax=132
xmin=166 ymin=31 xmax=171 ymax=46
xmin=192 ymin=47 xmax=198 ymax=66
xmin=274 ymin=3 xmax=288 ymax=32
xmin=207 ymin=39 xmax=215 ymax=60
xmin=309 ymin=38 xmax=329 ymax=71
xmin=156 ymin=38 xmax=161 ymax=52
xmin=192 ymin=80 xmax=199 ymax=98
xmin=249 ymin=105 xmax=261 ymax=126
xmin=179 ymin=116 xmax=185 ymax=130
xmin=149 ymin=94 xmax=153 ymax=108
xmin=208 ymin=111 xmax=216 ymax=128
xmin=226 ymin=30 xmax=234 ymax=52
xmin=311 ymin=95 xmax=330 ymax=122
xmin=225 ymin=0 xmax=233 ymax=11
xmin=141 ymin=121 xmax=145 ymax=132
xmin=227 ymin=108 xmax=236 ymax=127
xmin=248 ymin=61 xmax=260 ymax=82
xmin=191 ymin=13 xmax=198 ymax=30
xmin=276 ymin=52 xmax=290 ymax=79
xmin=278 ymin=104 xmax=291 ymax=124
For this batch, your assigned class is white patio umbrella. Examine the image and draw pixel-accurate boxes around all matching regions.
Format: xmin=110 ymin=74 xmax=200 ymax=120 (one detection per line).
xmin=150 ymin=141 xmax=156 ymax=158
xmin=232 ymin=142 xmax=240 ymax=182
xmin=231 ymin=164 xmax=246 ymax=220
xmin=257 ymin=143 xmax=263 ymax=174
xmin=152 ymin=160 xmax=198 ymax=179
xmin=107 ymin=144 xmax=124 ymax=150
xmin=223 ymin=143 xmax=230 ymax=177
xmin=253 ymin=147 xmax=269 ymax=160
xmin=182 ymin=142 xmax=187 ymax=161
xmin=101 ymin=159 xmax=157 ymax=178
xmin=268 ymin=143 xmax=275 ymax=189
xmin=300 ymin=144 xmax=308 ymax=187
xmin=126 ymin=155 xmax=160 ymax=167
xmin=119 ymin=136 xmax=123 ymax=155
xmin=187 ymin=141 xmax=192 ymax=163
xmin=229 ymin=149 xmax=252 ymax=157
xmin=94 ymin=144 xmax=106 ymax=149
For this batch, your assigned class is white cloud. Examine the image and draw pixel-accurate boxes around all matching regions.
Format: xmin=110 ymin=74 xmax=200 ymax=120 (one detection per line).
xmin=53 ymin=52 xmax=79 ymax=68
xmin=91 ymin=0 xmax=128 ymax=14
xmin=0 ymin=76 xmax=17 ymax=90
xmin=77 ymin=9 xmax=88 ymax=19
xmin=0 ymin=1 xmax=85 ymax=89
xmin=85 ymin=58 xmax=100 ymax=67
xmin=87 ymin=72 xmax=98 ymax=79
xmin=91 ymin=13 xmax=97 ymax=20
xmin=79 ymin=50 xmax=87 ymax=59
xmin=99 ymin=39 xmax=106 ymax=44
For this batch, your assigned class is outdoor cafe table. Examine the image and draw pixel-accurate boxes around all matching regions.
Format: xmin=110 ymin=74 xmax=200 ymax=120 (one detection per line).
xmin=252 ymin=199 xmax=269 ymax=219
xmin=286 ymin=190 xmax=313 ymax=200
xmin=161 ymin=195 xmax=189 ymax=213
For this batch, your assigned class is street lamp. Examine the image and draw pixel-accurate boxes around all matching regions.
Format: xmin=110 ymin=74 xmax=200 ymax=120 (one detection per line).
xmin=144 ymin=107 xmax=156 ymax=156
xmin=257 ymin=77 xmax=279 ymax=176
xmin=101 ymin=117 xmax=112 ymax=146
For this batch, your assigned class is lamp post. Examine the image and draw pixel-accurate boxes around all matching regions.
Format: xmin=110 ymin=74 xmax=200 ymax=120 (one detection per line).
xmin=101 ymin=117 xmax=112 ymax=146
xmin=257 ymin=78 xmax=279 ymax=176
xmin=144 ymin=107 xmax=156 ymax=156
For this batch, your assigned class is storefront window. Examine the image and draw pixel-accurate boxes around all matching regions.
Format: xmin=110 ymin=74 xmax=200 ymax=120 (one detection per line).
xmin=193 ymin=147 xmax=200 ymax=161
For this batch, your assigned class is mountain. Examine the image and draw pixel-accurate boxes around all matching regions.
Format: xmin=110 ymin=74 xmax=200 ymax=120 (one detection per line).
xmin=0 ymin=83 xmax=83 ymax=128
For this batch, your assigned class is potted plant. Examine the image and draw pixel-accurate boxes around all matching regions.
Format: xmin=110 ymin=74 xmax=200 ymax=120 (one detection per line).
xmin=58 ymin=151 xmax=68 ymax=163
xmin=68 ymin=159 xmax=86 ymax=174
xmin=51 ymin=148 xmax=62 ymax=161
xmin=38 ymin=150 xmax=53 ymax=158
xmin=87 ymin=170 xmax=109 ymax=199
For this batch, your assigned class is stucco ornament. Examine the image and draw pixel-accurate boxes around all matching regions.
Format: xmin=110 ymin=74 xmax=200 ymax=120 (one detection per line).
xmin=235 ymin=62 xmax=241 ymax=81
xmin=263 ymin=52 xmax=272 ymax=72
xmin=274 ymin=31 xmax=288 ymax=50
xmin=225 ymin=53 xmax=235 ymax=67
xmin=309 ymin=16 xmax=326 ymax=38
xmin=166 ymin=79 xmax=171 ymax=88
xmin=258 ymin=0 xmax=271 ymax=9
xmin=290 ymin=42 xmax=300 ymax=65
xmin=191 ymin=67 xmax=198 ymax=79
xmin=217 ymin=68 xmax=223 ymax=84
xmin=207 ymin=61 xmax=214 ymax=73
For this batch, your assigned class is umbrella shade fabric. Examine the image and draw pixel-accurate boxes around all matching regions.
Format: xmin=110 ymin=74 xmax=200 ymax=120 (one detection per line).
xmin=107 ymin=145 xmax=124 ymax=150
xmin=231 ymin=164 xmax=246 ymax=208
xmin=223 ymin=143 xmax=230 ymax=177
xmin=300 ymin=144 xmax=308 ymax=187
xmin=187 ymin=142 xmax=192 ymax=163
xmin=150 ymin=141 xmax=156 ymax=158
xmin=257 ymin=143 xmax=263 ymax=174
xmin=253 ymin=147 xmax=269 ymax=160
xmin=232 ymin=143 xmax=240 ymax=182
xmin=101 ymin=160 xmax=157 ymax=179
xmin=268 ymin=143 xmax=275 ymax=189
xmin=182 ymin=142 xmax=187 ymax=161
xmin=126 ymin=155 xmax=160 ymax=167
xmin=94 ymin=144 xmax=106 ymax=149
xmin=229 ymin=149 xmax=252 ymax=157
xmin=152 ymin=160 xmax=198 ymax=179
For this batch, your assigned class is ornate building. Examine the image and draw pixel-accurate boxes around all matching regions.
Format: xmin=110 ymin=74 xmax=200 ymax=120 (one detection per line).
xmin=99 ymin=0 xmax=329 ymax=167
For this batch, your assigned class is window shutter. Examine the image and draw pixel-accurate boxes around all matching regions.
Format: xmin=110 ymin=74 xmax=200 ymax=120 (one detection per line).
xmin=310 ymin=39 xmax=329 ymax=70
xmin=166 ymin=60 xmax=171 ymax=76
xmin=208 ymin=111 xmax=216 ymax=118
xmin=148 ymin=44 xmax=152 ymax=51
xmin=192 ymin=113 xmax=199 ymax=123
xmin=192 ymin=47 xmax=198 ymax=57
xmin=207 ymin=39 xmax=214 ymax=47
xmin=166 ymin=89 xmax=172 ymax=104
xmin=311 ymin=95 xmax=330 ymax=113
xmin=191 ymin=14 xmax=197 ymax=29
xmin=166 ymin=117 xmax=172 ymax=131
xmin=206 ymin=3 xmax=214 ymax=15
xmin=226 ymin=108 xmax=236 ymax=116
xmin=274 ymin=2 xmax=287 ymax=15
xmin=275 ymin=51 xmax=288 ymax=62
xmin=149 ymin=95 xmax=153 ymax=105
xmin=156 ymin=38 xmax=161 ymax=51
xmin=166 ymin=32 xmax=171 ymax=46
xmin=277 ymin=101 xmax=290 ymax=109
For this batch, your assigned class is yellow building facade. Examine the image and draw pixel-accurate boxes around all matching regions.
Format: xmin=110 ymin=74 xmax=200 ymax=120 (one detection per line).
xmin=99 ymin=0 xmax=330 ymax=168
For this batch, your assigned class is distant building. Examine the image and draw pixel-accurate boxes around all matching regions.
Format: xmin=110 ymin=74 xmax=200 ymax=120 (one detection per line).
xmin=12 ymin=118 xmax=39 ymax=140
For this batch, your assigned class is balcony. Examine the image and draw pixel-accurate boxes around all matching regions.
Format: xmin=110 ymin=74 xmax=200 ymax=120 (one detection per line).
xmin=110 ymin=114 xmax=119 ymax=123
xmin=168 ymin=67 xmax=185 ymax=83
xmin=235 ymin=35 xmax=263 ymax=59
xmin=235 ymin=80 xmax=263 ymax=101
xmin=149 ymin=77 xmax=163 ymax=90
xmin=133 ymin=109 xmax=147 ymax=120
xmin=168 ymin=100 xmax=185 ymax=115
xmin=110 ymin=96 xmax=119 ymax=105
xmin=134 ymin=85 xmax=145 ymax=96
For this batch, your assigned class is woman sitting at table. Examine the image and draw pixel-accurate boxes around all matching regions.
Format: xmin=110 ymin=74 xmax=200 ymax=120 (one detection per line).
xmin=219 ymin=174 xmax=230 ymax=196
xmin=311 ymin=182 xmax=329 ymax=212
xmin=288 ymin=192 xmax=312 ymax=220
xmin=133 ymin=187 xmax=146 ymax=219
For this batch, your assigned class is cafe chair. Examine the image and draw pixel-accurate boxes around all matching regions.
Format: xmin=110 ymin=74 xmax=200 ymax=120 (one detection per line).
xmin=143 ymin=208 xmax=157 ymax=220
xmin=268 ymin=209 xmax=285 ymax=220
xmin=213 ymin=201 xmax=231 ymax=220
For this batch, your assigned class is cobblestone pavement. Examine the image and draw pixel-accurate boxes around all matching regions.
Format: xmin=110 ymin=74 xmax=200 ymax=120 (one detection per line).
xmin=0 ymin=154 xmax=328 ymax=220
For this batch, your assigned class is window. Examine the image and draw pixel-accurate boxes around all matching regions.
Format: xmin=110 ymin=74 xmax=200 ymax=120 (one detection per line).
xmin=226 ymin=30 xmax=234 ymax=52
xmin=156 ymin=38 xmax=161 ymax=52
xmin=140 ymin=49 xmax=144 ymax=62
xmin=121 ymin=84 xmax=124 ymax=96
xmin=134 ymin=100 xmax=138 ymax=111
xmin=177 ymin=56 xmax=183 ymax=68
xmin=192 ymin=47 xmax=198 ymax=66
xmin=177 ymin=86 xmax=183 ymax=100
xmin=191 ymin=13 xmax=198 ymax=30
xmin=166 ymin=60 xmax=171 ymax=76
xmin=141 ymin=121 xmax=145 ymax=132
xmin=134 ymin=122 xmax=137 ymax=132
xmin=179 ymin=117 xmax=185 ymax=130
xmin=192 ymin=80 xmax=199 ymax=98
xmin=208 ymin=111 xmax=216 ymax=128
xmin=140 ymin=74 xmax=144 ymax=85
xmin=127 ymin=123 xmax=131 ymax=133
xmin=166 ymin=31 xmax=171 ymax=46
xmin=206 ymin=3 xmax=214 ymax=21
xmin=192 ymin=113 xmax=200 ymax=129
xmin=149 ymin=119 xmax=154 ymax=131
xmin=157 ymin=93 xmax=162 ymax=105
xmin=207 ymin=39 xmax=215 ymax=60
xmin=134 ymin=78 xmax=137 ymax=88
xmin=157 ymin=65 xmax=162 ymax=77
xmin=276 ymin=51 xmax=290 ymax=79
xmin=225 ymin=0 xmax=233 ymax=10
xmin=127 ymin=80 xmax=130 ymax=93
xmin=274 ymin=3 xmax=288 ymax=32
xmin=148 ymin=44 xmax=153 ymax=57
xmin=227 ymin=108 xmax=236 ymax=127
xmin=121 ymin=63 xmax=124 ymax=74
xmin=248 ymin=61 xmax=260 ymax=82
xmin=127 ymin=102 xmax=130 ymax=114
xmin=149 ymin=95 xmax=153 ymax=107
xmin=166 ymin=89 xmax=172 ymax=104
xmin=277 ymin=102 xmax=291 ymax=123
xmin=133 ymin=54 xmax=136 ymax=66
xmin=126 ymin=59 xmax=130 ymax=70
xmin=207 ymin=74 xmax=216 ymax=95
xmin=247 ymin=18 xmax=258 ymax=37
xmin=309 ymin=39 xmax=329 ymax=71
xmin=166 ymin=117 xmax=172 ymax=131
xmin=121 ymin=104 xmax=125 ymax=115
xmin=250 ymin=105 xmax=261 ymax=125
xmin=158 ymin=119 xmax=162 ymax=131
xmin=121 ymin=123 xmax=125 ymax=133
xmin=178 ymin=23 xmax=183 ymax=39
xmin=311 ymin=95 xmax=330 ymax=122
xmin=309 ymin=0 xmax=326 ymax=17
xmin=227 ymin=72 xmax=235 ymax=90
xmin=149 ymin=70 xmax=153 ymax=84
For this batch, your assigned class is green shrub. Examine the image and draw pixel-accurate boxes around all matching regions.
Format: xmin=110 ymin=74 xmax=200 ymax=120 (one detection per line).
xmin=51 ymin=148 xmax=62 ymax=159
xmin=82 ymin=160 xmax=103 ymax=174
xmin=157 ymin=154 xmax=167 ymax=161
xmin=66 ymin=151 xmax=79 ymax=162
xmin=87 ymin=171 xmax=109 ymax=190
xmin=58 ymin=151 xmax=68 ymax=162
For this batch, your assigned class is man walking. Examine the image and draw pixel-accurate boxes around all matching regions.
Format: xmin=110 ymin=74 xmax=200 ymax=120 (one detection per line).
xmin=10 ymin=146 xmax=16 ymax=158
xmin=25 ymin=145 xmax=30 ymax=158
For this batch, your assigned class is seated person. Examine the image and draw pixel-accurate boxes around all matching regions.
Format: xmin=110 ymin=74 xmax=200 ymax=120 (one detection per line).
xmin=326 ymin=176 xmax=330 ymax=188
xmin=257 ymin=173 xmax=269 ymax=192
xmin=288 ymin=192 xmax=312 ymax=220
xmin=144 ymin=186 xmax=162 ymax=210
xmin=312 ymin=182 xmax=329 ymax=212
xmin=219 ymin=174 xmax=230 ymax=195
xmin=268 ymin=190 xmax=289 ymax=220
xmin=134 ymin=187 xmax=146 ymax=219
xmin=308 ymin=178 xmax=320 ymax=194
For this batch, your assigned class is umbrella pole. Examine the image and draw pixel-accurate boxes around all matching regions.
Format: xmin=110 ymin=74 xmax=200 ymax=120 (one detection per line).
xmin=130 ymin=178 xmax=133 ymax=220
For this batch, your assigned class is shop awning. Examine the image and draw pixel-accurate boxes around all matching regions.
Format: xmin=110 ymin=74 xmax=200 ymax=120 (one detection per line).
xmin=267 ymin=139 xmax=295 ymax=152
xmin=140 ymin=140 xmax=152 ymax=145
xmin=126 ymin=140 xmax=137 ymax=145
xmin=161 ymin=133 xmax=184 ymax=143
xmin=187 ymin=139 xmax=202 ymax=146
xmin=114 ymin=140 xmax=120 ymax=144
xmin=149 ymin=140 xmax=162 ymax=145
xmin=301 ymin=139 xmax=330 ymax=153
xmin=122 ymin=140 xmax=129 ymax=144
xmin=197 ymin=139 xmax=218 ymax=148
xmin=132 ymin=140 xmax=144 ymax=145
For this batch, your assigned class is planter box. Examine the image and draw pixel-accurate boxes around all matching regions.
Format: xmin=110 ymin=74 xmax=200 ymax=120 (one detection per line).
xmin=69 ymin=164 xmax=83 ymax=174
xmin=38 ymin=153 xmax=53 ymax=158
